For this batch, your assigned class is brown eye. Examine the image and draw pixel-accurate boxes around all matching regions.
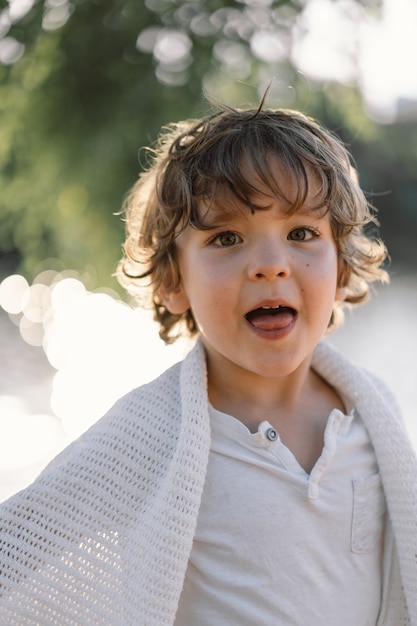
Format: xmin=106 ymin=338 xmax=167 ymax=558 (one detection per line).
xmin=288 ymin=227 xmax=318 ymax=242
xmin=213 ymin=232 xmax=241 ymax=247
xmin=289 ymin=228 xmax=306 ymax=241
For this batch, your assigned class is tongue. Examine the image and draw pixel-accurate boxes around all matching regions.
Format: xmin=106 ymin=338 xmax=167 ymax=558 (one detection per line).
xmin=247 ymin=308 xmax=295 ymax=331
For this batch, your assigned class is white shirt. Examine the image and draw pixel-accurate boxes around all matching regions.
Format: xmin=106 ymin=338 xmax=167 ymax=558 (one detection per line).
xmin=175 ymin=405 xmax=385 ymax=625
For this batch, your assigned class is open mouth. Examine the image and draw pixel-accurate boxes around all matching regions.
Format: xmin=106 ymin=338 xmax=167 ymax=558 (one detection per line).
xmin=245 ymin=305 xmax=297 ymax=331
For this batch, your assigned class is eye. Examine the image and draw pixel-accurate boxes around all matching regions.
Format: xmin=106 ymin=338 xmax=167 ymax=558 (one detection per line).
xmin=210 ymin=231 xmax=242 ymax=247
xmin=288 ymin=226 xmax=319 ymax=242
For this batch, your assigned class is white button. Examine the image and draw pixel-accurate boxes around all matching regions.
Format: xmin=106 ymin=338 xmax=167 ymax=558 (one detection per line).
xmin=266 ymin=427 xmax=278 ymax=441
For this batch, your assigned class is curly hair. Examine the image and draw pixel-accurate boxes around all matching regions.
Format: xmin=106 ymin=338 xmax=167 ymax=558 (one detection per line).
xmin=117 ymin=103 xmax=388 ymax=343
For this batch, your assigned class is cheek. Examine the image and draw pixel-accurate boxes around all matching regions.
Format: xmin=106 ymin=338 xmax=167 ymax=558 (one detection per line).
xmin=302 ymin=249 xmax=340 ymax=298
xmin=304 ymin=246 xmax=337 ymax=273
xmin=183 ymin=255 xmax=233 ymax=292
xmin=187 ymin=276 xmax=230 ymax=314
xmin=182 ymin=265 xmax=236 ymax=327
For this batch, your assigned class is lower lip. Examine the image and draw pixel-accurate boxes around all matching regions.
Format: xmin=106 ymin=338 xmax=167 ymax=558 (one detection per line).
xmin=245 ymin=313 xmax=297 ymax=340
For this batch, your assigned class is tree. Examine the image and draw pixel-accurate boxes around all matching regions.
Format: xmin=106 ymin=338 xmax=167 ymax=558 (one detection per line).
xmin=2 ymin=0 xmax=416 ymax=293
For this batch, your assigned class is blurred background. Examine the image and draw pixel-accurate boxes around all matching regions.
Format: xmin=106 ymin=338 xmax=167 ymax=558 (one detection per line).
xmin=0 ymin=0 xmax=416 ymax=501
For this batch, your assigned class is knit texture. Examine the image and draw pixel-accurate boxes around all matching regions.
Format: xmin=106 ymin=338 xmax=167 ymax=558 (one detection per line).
xmin=0 ymin=339 xmax=416 ymax=625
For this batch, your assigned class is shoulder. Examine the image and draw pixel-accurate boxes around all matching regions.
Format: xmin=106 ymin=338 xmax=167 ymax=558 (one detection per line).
xmin=312 ymin=340 xmax=400 ymax=415
xmin=115 ymin=338 xmax=205 ymax=415
xmin=45 ymin=340 xmax=206 ymax=473
xmin=41 ymin=361 xmax=184 ymax=476
xmin=114 ymin=357 xmax=183 ymax=417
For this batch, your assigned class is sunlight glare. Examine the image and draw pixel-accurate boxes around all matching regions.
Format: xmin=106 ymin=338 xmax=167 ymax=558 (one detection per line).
xmin=291 ymin=0 xmax=417 ymax=122
xmin=1 ymin=271 xmax=189 ymax=466
xmin=1 ymin=271 xmax=189 ymax=444
xmin=0 ymin=396 xmax=66 ymax=501
xmin=291 ymin=0 xmax=359 ymax=83
xmin=0 ymin=268 xmax=416 ymax=502
xmin=359 ymin=0 xmax=417 ymax=121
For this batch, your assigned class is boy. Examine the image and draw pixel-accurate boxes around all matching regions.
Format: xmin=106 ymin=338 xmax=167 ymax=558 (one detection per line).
xmin=0 ymin=103 xmax=416 ymax=625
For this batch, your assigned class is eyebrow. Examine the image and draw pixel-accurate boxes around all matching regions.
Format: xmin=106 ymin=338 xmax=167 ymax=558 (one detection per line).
xmin=294 ymin=203 xmax=328 ymax=218
xmin=195 ymin=198 xmax=328 ymax=229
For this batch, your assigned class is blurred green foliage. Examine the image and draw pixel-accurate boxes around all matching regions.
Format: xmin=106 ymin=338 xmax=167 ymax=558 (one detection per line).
xmin=0 ymin=0 xmax=416 ymax=293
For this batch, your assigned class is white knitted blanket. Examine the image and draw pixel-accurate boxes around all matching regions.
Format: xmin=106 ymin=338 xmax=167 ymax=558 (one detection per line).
xmin=0 ymin=339 xmax=416 ymax=625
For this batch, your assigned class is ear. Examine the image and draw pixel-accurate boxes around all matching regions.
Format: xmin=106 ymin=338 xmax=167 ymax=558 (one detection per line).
xmin=335 ymin=285 xmax=347 ymax=302
xmin=159 ymin=283 xmax=190 ymax=315
xmin=336 ymin=257 xmax=349 ymax=303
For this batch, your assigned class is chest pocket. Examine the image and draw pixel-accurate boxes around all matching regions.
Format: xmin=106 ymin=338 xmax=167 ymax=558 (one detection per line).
xmin=351 ymin=472 xmax=386 ymax=553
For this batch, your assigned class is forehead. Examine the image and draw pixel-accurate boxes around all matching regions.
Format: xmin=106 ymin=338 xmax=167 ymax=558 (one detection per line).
xmin=194 ymin=154 xmax=328 ymax=223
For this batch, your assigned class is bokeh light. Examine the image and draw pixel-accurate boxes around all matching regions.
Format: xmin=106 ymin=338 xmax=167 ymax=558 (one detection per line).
xmin=291 ymin=0 xmax=417 ymax=122
xmin=0 ymin=0 xmax=416 ymax=503
xmin=0 ymin=274 xmax=30 ymax=314
xmin=1 ymin=266 xmax=416 ymax=504
xmin=0 ymin=270 xmax=190 ymax=501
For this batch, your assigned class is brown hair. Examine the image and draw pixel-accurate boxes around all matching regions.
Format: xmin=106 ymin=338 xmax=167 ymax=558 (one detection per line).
xmin=118 ymin=103 xmax=388 ymax=343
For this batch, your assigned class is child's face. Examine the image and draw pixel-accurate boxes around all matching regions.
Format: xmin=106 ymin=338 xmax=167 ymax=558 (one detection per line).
xmin=162 ymin=159 xmax=346 ymax=385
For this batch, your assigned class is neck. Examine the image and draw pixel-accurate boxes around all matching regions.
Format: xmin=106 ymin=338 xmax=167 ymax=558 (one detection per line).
xmin=207 ymin=353 xmax=313 ymax=425
xmin=205 ymin=347 xmax=344 ymax=431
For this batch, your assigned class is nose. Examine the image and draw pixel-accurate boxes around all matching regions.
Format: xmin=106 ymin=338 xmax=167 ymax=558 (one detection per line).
xmin=247 ymin=240 xmax=290 ymax=281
